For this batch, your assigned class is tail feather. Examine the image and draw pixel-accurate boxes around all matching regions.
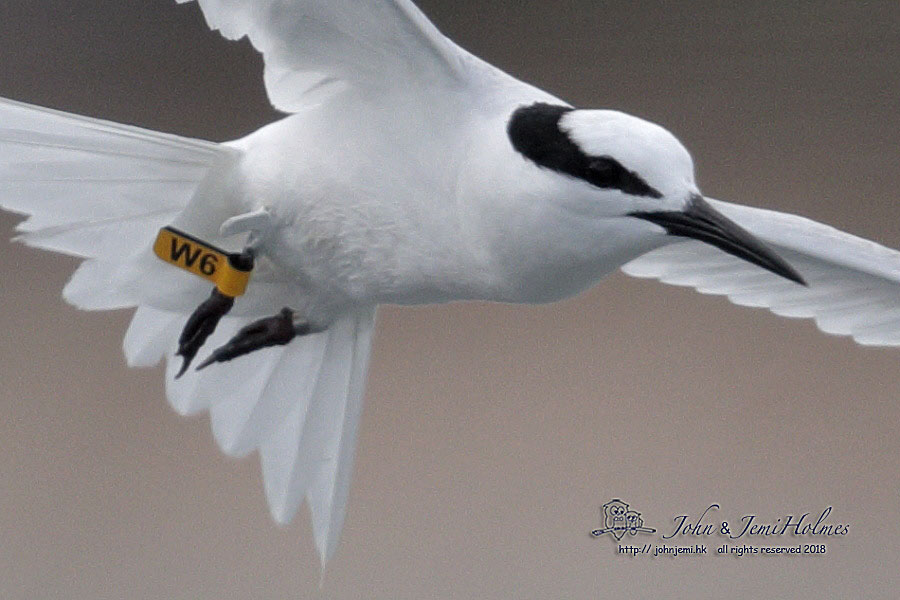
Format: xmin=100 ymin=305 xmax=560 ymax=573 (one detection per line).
xmin=2 ymin=96 xmax=377 ymax=567
xmin=207 ymin=344 xmax=295 ymax=455
xmin=260 ymin=316 xmax=358 ymax=523
xmin=124 ymin=306 xmax=182 ymax=368
xmin=261 ymin=390 xmax=316 ymax=522
xmin=63 ymin=259 xmax=139 ymax=310
xmin=307 ymin=309 xmax=375 ymax=564
xmin=210 ymin=331 xmax=328 ymax=457
xmin=259 ymin=309 xmax=376 ymax=562
xmin=164 ymin=315 xmax=246 ymax=416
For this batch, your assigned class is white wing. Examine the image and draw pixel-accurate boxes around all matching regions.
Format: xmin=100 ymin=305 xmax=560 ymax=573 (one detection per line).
xmin=622 ymin=198 xmax=900 ymax=346
xmin=1 ymin=96 xmax=379 ymax=566
xmin=177 ymin=0 xmax=500 ymax=111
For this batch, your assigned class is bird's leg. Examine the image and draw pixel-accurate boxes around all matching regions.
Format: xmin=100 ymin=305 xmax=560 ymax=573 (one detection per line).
xmin=166 ymin=207 xmax=275 ymax=377
xmin=175 ymin=287 xmax=235 ymax=377
xmin=195 ymin=308 xmax=313 ymax=371
xmin=174 ymin=246 xmax=256 ymax=377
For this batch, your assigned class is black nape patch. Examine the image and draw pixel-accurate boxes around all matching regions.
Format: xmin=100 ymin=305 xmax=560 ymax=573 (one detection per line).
xmin=507 ymin=102 xmax=662 ymax=199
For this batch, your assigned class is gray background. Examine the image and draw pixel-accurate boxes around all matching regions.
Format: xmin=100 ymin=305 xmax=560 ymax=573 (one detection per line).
xmin=1 ymin=1 xmax=899 ymax=598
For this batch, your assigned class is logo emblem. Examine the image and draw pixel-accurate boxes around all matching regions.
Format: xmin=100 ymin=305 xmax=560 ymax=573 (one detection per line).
xmin=591 ymin=498 xmax=656 ymax=540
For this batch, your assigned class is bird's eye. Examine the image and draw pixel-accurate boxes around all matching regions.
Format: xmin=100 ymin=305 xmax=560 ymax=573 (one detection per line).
xmin=586 ymin=156 xmax=661 ymax=198
xmin=507 ymin=104 xmax=663 ymax=198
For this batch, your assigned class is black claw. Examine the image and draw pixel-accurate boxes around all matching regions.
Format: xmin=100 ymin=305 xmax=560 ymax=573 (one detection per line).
xmin=175 ymin=288 xmax=235 ymax=378
xmin=196 ymin=308 xmax=306 ymax=371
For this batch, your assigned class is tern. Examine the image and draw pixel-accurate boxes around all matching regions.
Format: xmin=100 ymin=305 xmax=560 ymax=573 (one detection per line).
xmin=1 ymin=0 xmax=898 ymax=566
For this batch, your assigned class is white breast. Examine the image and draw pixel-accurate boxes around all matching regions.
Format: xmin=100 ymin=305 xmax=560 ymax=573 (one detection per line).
xmin=225 ymin=96 xmax=496 ymax=320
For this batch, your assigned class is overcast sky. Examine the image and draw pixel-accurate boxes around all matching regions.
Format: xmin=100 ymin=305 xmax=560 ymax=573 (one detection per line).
xmin=1 ymin=1 xmax=898 ymax=598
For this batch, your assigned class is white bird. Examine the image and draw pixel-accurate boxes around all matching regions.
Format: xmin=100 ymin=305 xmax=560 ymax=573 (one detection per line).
xmin=1 ymin=0 xmax=898 ymax=566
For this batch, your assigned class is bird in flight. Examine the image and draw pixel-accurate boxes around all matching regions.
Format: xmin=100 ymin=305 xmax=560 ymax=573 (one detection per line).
xmin=1 ymin=0 xmax=898 ymax=566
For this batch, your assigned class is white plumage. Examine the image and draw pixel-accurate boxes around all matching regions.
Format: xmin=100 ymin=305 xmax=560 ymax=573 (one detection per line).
xmin=1 ymin=0 xmax=898 ymax=567
xmin=623 ymin=199 xmax=900 ymax=346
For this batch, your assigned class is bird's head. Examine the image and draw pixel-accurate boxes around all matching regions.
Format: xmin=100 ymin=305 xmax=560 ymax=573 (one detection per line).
xmin=507 ymin=103 xmax=804 ymax=285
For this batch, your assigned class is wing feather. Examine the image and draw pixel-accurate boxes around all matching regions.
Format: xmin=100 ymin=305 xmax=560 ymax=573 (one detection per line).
xmin=178 ymin=0 xmax=488 ymax=111
xmin=622 ymin=199 xmax=900 ymax=346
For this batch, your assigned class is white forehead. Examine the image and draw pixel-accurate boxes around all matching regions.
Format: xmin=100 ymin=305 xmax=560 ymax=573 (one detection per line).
xmin=560 ymin=109 xmax=695 ymax=192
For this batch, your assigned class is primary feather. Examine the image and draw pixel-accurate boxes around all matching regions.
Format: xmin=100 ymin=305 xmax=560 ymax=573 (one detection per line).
xmin=176 ymin=0 xmax=486 ymax=110
xmin=623 ymin=199 xmax=900 ymax=346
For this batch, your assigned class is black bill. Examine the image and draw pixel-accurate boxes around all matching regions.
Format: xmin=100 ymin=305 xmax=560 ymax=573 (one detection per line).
xmin=630 ymin=194 xmax=806 ymax=286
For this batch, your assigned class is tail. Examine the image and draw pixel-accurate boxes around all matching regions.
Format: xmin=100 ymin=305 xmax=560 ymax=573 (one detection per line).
xmin=1 ymin=97 xmax=376 ymax=565
xmin=130 ymin=304 xmax=377 ymax=566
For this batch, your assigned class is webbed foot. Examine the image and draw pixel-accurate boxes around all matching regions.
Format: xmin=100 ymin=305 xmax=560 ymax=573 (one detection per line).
xmin=195 ymin=308 xmax=311 ymax=371
xmin=175 ymin=288 xmax=235 ymax=378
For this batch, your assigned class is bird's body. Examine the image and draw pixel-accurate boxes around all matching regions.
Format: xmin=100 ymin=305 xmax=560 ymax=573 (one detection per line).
xmin=195 ymin=84 xmax=687 ymax=318
xmin=222 ymin=96 xmax=512 ymax=317
xmin=2 ymin=0 xmax=898 ymax=566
